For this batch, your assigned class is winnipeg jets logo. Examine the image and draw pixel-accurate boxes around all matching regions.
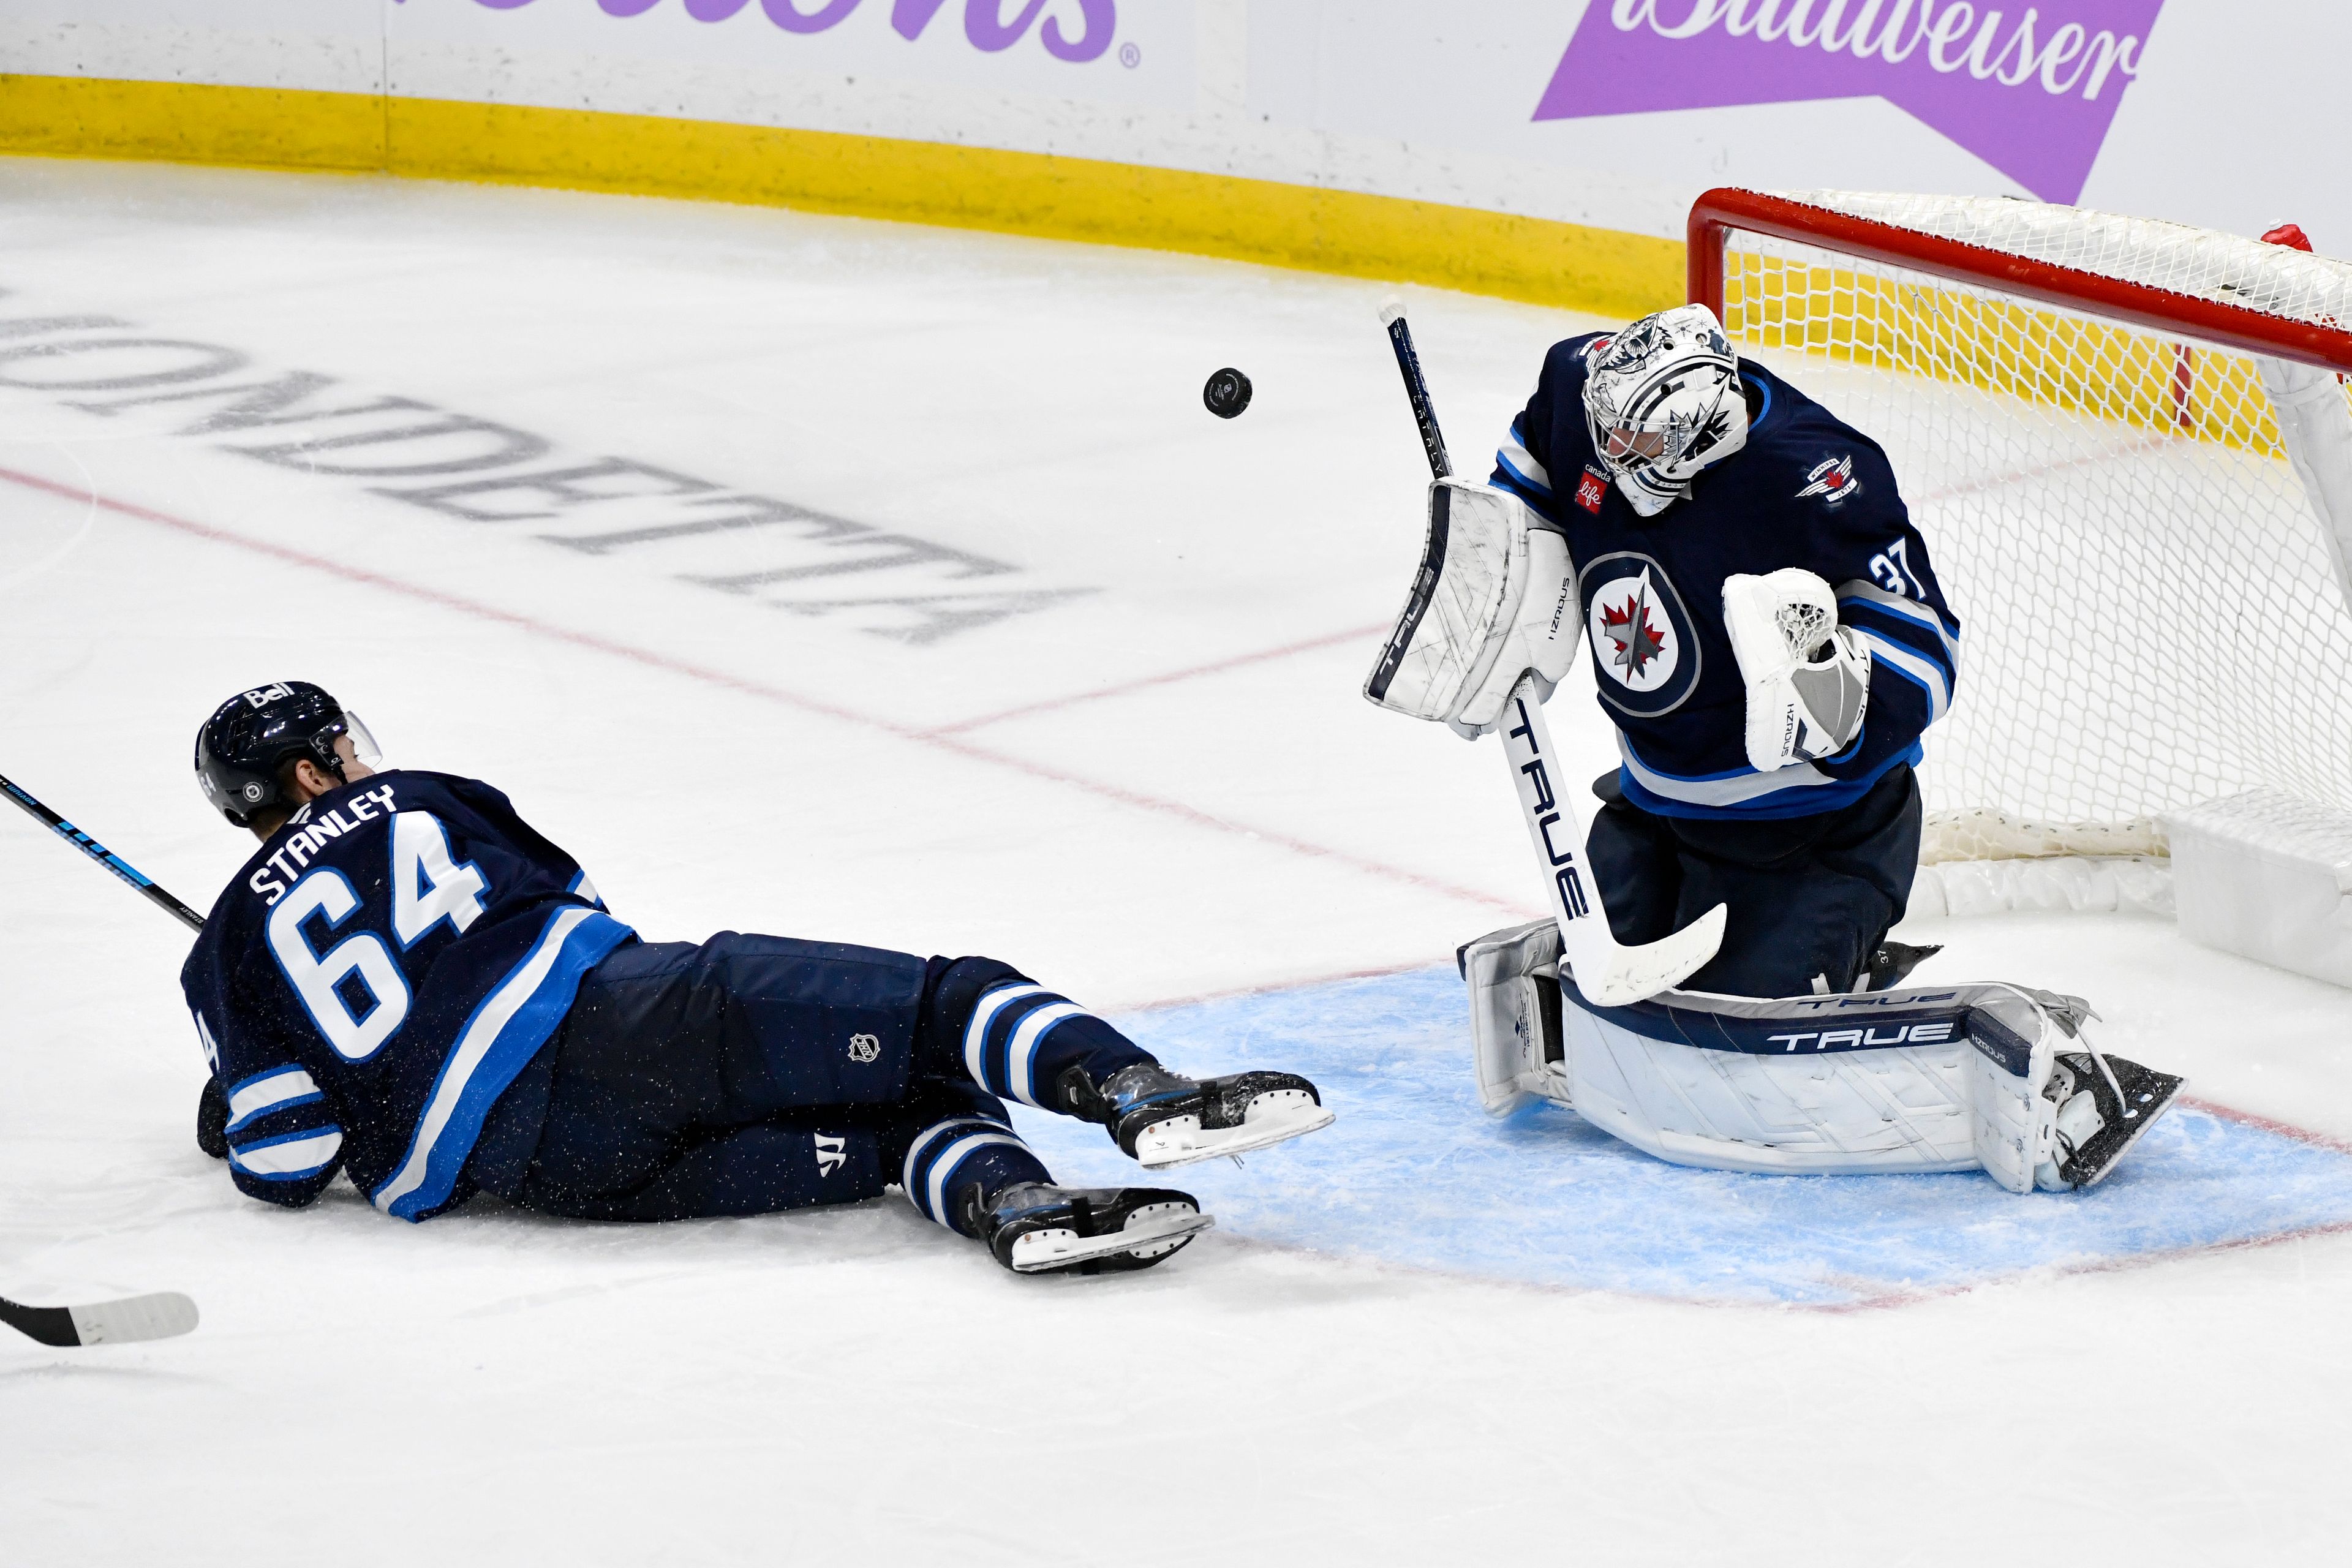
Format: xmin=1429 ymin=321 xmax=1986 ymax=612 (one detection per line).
xmin=813 ymin=1133 xmax=846 ymax=1176
xmin=847 ymin=1033 xmax=880 ymax=1063
xmin=1578 ymin=552 xmax=1701 ymax=718
xmin=1798 ymin=454 xmax=1862 ymax=505
xmin=1588 ymin=567 xmax=1679 ymax=693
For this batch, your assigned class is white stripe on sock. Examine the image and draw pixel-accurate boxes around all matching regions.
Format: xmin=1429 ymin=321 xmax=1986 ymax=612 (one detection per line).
xmin=900 ymin=1116 xmax=1004 ymax=1215
xmin=1005 ymin=1001 xmax=1087 ymax=1107
xmin=925 ymin=1132 xmax=1033 ymax=1232
xmin=962 ymin=984 xmax=1047 ymax=1093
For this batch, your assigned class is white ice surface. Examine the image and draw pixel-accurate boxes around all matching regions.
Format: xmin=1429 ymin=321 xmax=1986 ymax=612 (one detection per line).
xmin=1 ymin=160 xmax=2349 ymax=1565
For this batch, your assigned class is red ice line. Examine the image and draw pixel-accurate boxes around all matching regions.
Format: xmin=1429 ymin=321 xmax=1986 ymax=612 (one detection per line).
xmin=0 ymin=465 xmax=1526 ymax=923
xmin=925 ymin=621 xmax=1390 ymax=736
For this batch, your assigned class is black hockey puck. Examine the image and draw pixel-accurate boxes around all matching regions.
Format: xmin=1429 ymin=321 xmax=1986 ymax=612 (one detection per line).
xmin=1203 ymin=367 xmax=1253 ymax=419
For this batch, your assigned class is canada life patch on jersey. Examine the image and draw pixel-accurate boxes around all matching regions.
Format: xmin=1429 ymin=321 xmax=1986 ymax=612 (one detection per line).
xmin=1578 ymin=552 xmax=1702 ymax=718
xmin=1797 ymin=454 xmax=1862 ymax=505
xmin=1574 ymin=467 xmax=1609 ymax=514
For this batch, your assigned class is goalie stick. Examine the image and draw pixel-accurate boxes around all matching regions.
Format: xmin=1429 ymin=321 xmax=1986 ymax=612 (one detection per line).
xmin=1 ymin=772 xmax=205 ymax=1346
xmin=0 ymin=1289 xmax=199 ymax=1348
xmin=1378 ymin=302 xmax=1725 ymax=1006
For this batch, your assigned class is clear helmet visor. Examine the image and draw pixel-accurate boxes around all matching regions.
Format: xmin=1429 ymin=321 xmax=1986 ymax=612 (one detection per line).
xmin=336 ymin=710 xmax=383 ymax=769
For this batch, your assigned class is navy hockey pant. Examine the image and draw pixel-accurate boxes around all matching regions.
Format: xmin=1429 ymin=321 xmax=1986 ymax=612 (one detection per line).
xmin=467 ymin=933 xmax=1156 ymax=1230
xmin=1585 ymin=764 xmax=1922 ymax=998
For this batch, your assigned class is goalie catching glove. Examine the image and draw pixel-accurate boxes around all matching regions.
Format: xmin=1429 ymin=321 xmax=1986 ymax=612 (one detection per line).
xmin=1722 ymin=568 xmax=1871 ymax=772
xmin=1363 ymin=479 xmax=1580 ymax=738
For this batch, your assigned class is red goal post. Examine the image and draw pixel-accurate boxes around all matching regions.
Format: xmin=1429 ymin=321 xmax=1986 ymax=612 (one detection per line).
xmin=1688 ymin=187 xmax=2352 ymax=377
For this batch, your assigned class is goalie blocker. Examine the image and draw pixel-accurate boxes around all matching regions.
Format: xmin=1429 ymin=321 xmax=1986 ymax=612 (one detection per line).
xmin=1460 ymin=919 xmax=2183 ymax=1193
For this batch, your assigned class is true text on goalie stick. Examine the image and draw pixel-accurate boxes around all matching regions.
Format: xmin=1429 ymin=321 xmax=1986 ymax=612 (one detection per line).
xmin=1377 ymin=303 xmax=1725 ymax=1006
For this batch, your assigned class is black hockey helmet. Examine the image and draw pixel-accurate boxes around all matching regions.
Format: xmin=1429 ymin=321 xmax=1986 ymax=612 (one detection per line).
xmin=194 ymin=681 xmax=380 ymax=827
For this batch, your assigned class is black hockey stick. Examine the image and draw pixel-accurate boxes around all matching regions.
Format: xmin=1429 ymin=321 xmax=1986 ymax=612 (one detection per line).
xmin=0 ymin=771 xmax=204 ymax=932
xmin=1373 ymin=301 xmax=1725 ymax=1005
xmin=0 ymin=1289 xmax=199 ymax=1347
xmin=1379 ymin=301 xmax=1453 ymax=481
xmin=0 ymin=774 xmax=205 ymax=1346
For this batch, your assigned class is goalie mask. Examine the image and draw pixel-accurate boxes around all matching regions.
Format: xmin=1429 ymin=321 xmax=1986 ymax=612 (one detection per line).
xmin=1581 ymin=303 xmax=1749 ymax=518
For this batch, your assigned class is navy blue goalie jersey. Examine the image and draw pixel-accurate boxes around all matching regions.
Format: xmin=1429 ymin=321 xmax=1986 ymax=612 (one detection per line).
xmin=180 ymin=771 xmax=633 ymax=1221
xmin=1491 ymin=333 xmax=1962 ymax=820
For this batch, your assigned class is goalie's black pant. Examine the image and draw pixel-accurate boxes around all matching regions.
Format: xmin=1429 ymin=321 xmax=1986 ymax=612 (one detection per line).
xmin=1586 ymin=764 xmax=1923 ymax=998
xmin=462 ymin=933 xmax=1153 ymax=1226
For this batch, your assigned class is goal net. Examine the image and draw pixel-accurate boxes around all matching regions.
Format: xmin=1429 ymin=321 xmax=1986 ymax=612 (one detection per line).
xmin=1689 ymin=189 xmax=2352 ymax=870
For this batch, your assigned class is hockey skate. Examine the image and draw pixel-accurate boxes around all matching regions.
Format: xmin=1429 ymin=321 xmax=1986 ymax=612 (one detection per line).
xmin=962 ymin=1182 xmax=1213 ymax=1275
xmin=2036 ymin=1050 xmax=2185 ymax=1191
xmin=1057 ymin=1063 xmax=1335 ymax=1169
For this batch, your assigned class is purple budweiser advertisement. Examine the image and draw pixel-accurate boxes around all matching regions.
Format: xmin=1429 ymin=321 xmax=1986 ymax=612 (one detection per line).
xmin=1537 ymin=1 xmax=2164 ymax=203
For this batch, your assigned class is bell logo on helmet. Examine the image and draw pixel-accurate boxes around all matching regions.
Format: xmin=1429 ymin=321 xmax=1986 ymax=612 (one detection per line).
xmin=240 ymin=683 xmax=293 ymax=709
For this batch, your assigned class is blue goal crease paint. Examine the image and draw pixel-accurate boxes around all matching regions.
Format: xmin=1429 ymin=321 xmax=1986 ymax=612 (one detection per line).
xmin=996 ymin=965 xmax=2352 ymax=1308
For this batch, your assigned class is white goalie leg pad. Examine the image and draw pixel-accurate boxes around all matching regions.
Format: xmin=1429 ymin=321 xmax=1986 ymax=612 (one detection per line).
xmin=1534 ymin=972 xmax=2136 ymax=1190
xmin=1963 ymin=989 xmax=2068 ymax=1194
xmin=1364 ymin=480 xmax=1578 ymax=739
xmin=1559 ymin=987 xmax=1980 ymax=1177
xmin=1460 ymin=918 xmax=1572 ymax=1114
xmin=1721 ymin=568 xmax=1871 ymax=772
xmin=1457 ymin=928 xmax=2176 ymax=1193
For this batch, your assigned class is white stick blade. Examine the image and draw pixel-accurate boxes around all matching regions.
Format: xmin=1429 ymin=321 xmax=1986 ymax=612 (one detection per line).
xmin=1573 ymin=902 xmax=1727 ymax=1008
xmin=66 ymin=1291 xmax=199 ymax=1346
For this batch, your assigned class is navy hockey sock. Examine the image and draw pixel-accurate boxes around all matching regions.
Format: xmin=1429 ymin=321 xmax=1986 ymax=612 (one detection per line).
xmin=921 ymin=958 xmax=1155 ymax=1110
xmin=900 ymin=1109 xmax=1051 ymax=1239
xmin=960 ymin=982 xmax=1156 ymax=1110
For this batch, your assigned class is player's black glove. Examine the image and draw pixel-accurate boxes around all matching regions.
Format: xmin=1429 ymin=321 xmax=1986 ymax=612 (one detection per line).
xmin=197 ymin=1076 xmax=228 ymax=1161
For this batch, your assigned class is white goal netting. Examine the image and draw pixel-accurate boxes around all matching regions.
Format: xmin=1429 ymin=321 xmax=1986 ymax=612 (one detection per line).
xmin=1711 ymin=190 xmax=2352 ymax=864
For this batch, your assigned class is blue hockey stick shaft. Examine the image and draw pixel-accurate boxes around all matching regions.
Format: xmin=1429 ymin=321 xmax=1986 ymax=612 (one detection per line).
xmin=0 ymin=771 xmax=204 ymax=932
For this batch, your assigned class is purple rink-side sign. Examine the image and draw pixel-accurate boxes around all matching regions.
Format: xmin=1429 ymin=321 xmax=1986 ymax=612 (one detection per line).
xmin=1538 ymin=1 xmax=2164 ymax=203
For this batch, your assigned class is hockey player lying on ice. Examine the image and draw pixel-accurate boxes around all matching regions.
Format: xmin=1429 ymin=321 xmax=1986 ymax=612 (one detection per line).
xmin=184 ymin=682 xmax=1332 ymax=1274
xmin=1366 ymin=304 xmax=2182 ymax=1193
